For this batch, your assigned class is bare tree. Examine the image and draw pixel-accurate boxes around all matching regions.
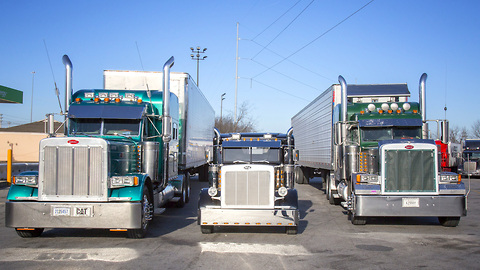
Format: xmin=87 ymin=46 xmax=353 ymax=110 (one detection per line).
xmin=215 ymin=102 xmax=256 ymax=133
xmin=461 ymin=126 xmax=469 ymax=142
xmin=472 ymin=120 xmax=480 ymax=139
xmin=449 ymin=126 xmax=460 ymax=143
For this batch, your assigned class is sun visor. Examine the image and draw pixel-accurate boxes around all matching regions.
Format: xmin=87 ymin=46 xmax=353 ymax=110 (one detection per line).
xmin=358 ymin=118 xmax=422 ymax=127
xmin=68 ymin=104 xmax=145 ymax=119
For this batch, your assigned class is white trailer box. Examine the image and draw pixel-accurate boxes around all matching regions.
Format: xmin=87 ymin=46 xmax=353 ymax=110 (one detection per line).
xmin=104 ymin=70 xmax=215 ymax=170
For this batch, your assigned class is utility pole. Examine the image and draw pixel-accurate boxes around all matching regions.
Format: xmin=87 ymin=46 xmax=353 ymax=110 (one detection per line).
xmin=220 ymin=93 xmax=226 ymax=121
xmin=235 ymin=22 xmax=239 ymax=123
xmin=190 ymin=46 xmax=207 ymax=86
xmin=30 ymin=71 xmax=35 ymax=122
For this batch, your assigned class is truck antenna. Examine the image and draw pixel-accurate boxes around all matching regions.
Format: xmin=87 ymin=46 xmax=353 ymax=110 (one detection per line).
xmin=135 ymin=42 xmax=155 ymax=113
xmin=43 ymin=39 xmax=64 ymax=114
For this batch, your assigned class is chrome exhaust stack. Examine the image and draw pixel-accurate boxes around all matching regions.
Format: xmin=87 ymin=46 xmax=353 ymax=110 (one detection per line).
xmin=338 ymin=75 xmax=348 ymax=144
xmin=62 ymin=55 xmax=73 ymax=134
xmin=162 ymin=56 xmax=175 ymax=143
xmin=162 ymin=56 xmax=174 ymax=186
xmin=419 ymin=73 xmax=428 ymax=138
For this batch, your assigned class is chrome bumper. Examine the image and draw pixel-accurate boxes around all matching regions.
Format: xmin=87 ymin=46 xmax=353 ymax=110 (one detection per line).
xmin=199 ymin=207 xmax=299 ymax=227
xmin=5 ymin=201 xmax=142 ymax=229
xmin=353 ymin=195 xmax=467 ymax=217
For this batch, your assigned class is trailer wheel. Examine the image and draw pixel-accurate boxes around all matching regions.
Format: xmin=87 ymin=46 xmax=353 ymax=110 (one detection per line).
xmin=201 ymin=225 xmax=214 ymax=234
xmin=286 ymin=226 xmax=298 ymax=235
xmin=438 ymin=217 xmax=460 ymax=227
xmin=15 ymin=228 xmax=44 ymax=238
xmin=349 ymin=212 xmax=367 ymax=225
xmin=127 ymin=186 xmax=153 ymax=239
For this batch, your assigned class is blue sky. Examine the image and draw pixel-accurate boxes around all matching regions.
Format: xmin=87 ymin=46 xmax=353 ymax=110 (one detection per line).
xmin=1 ymin=0 xmax=479 ymax=135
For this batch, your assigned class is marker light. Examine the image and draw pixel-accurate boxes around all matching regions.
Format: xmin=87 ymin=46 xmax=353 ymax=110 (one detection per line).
xmin=388 ymin=109 xmax=393 ymax=114
xmin=137 ymin=98 xmax=142 ymax=103
xmin=94 ymin=97 xmax=100 ymax=103
xmin=391 ymin=103 xmax=399 ymax=111
xmin=104 ymin=98 xmax=110 ymax=103
xmin=115 ymin=98 xmax=121 ymax=103
xmin=403 ymin=103 xmax=411 ymax=111
xmin=396 ymin=109 xmax=402 ymax=114
xmin=378 ymin=109 xmax=384 ymax=114
xmin=413 ymin=109 xmax=418 ymax=114
xmin=367 ymin=104 xmax=376 ymax=112
xmin=75 ymin=98 xmax=82 ymax=103
xmin=381 ymin=103 xmax=389 ymax=111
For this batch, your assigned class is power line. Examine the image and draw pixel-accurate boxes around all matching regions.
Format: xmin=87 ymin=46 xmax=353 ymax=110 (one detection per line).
xmin=249 ymin=59 xmax=320 ymax=92
xmin=252 ymin=0 xmax=375 ymax=79
xmin=251 ymin=0 xmax=315 ymax=60
xmin=248 ymin=78 xmax=309 ymax=102
xmin=251 ymin=0 xmax=302 ymax=41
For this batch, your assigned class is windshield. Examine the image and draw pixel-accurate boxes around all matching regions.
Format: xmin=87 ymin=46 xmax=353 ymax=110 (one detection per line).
xmin=464 ymin=152 xmax=480 ymax=160
xmin=104 ymin=119 xmax=140 ymax=136
xmin=362 ymin=127 xmax=421 ymax=142
xmin=362 ymin=128 xmax=392 ymax=141
xmin=70 ymin=119 xmax=101 ymax=135
xmin=223 ymin=147 xmax=281 ymax=164
xmin=393 ymin=128 xmax=421 ymax=139
xmin=69 ymin=118 xmax=141 ymax=136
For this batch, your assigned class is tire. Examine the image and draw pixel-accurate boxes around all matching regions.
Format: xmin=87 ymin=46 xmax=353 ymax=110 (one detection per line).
xmin=286 ymin=226 xmax=298 ymax=235
xmin=438 ymin=217 xmax=460 ymax=227
xmin=349 ymin=212 xmax=367 ymax=225
xmin=326 ymin=175 xmax=339 ymax=205
xmin=201 ymin=225 xmax=214 ymax=234
xmin=295 ymin=166 xmax=305 ymax=184
xmin=127 ymin=186 xmax=153 ymax=239
xmin=176 ymin=177 xmax=187 ymax=208
xmin=15 ymin=228 xmax=44 ymax=238
xmin=184 ymin=173 xmax=191 ymax=204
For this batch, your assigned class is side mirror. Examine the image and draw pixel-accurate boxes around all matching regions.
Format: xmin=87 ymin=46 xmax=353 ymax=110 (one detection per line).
xmin=294 ymin=150 xmax=300 ymax=162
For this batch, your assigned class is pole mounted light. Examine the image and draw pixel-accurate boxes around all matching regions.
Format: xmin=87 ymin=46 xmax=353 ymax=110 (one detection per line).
xmin=220 ymin=93 xmax=226 ymax=121
xmin=190 ymin=46 xmax=207 ymax=86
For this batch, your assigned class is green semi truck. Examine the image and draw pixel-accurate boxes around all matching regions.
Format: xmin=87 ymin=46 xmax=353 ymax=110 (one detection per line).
xmin=292 ymin=73 xmax=467 ymax=226
xmin=5 ymin=55 xmax=214 ymax=238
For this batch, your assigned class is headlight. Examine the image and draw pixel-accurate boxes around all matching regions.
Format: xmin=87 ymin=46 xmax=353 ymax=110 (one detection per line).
xmin=13 ymin=175 xmax=38 ymax=187
xmin=208 ymin=186 xmax=218 ymax=197
xmin=278 ymin=186 xmax=288 ymax=197
xmin=439 ymin=173 xmax=460 ymax=184
xmin=110 ymin=176 xmax=139 ymax=188
xmin=356 ymin=174 xmax=380 ymax=184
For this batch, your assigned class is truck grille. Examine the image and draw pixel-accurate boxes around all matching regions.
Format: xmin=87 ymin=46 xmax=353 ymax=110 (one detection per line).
xmin=384 ymin=149 xmax=436 ymax=192
xmin=40 ymin=145 xmax=107 ymax=201
xmin=223 ymin=170 xmax=272 ymax=207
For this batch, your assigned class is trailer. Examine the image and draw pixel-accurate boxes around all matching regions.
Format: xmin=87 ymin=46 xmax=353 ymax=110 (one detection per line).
xmin=198 ymin=131 xmax=299 ymax=234
xmin=5 ymin=56 xmax=215 ymax=238
xmin=292 ymin=74 xmax=466 ymax=226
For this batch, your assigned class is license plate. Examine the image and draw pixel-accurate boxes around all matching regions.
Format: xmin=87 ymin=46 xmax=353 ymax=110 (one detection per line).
xmin=52 ymin=206 xmax=71 ymax=216
xmin=52 ymin=206 xmax=93 ymax=217
xmin=402 ymin=198 xmax=420 ymax=207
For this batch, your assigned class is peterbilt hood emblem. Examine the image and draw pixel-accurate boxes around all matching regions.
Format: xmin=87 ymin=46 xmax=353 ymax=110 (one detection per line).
xmin=244 ymin=166 xmax=251 ymax=170
xmin=68 ymin=140 xmax=79 ymax=145
xmin=405 ymin=145 xmax=414 ymax=149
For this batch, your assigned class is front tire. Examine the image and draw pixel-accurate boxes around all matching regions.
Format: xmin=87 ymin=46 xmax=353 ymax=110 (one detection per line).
xmin=438 ymin=217 xmax=460 ymax=227
xmin=127 ymin=186 xmax=153 ymax=238
xmin=349 ymin=212 xmax=367 ymax=225
xmin=176 ymin=177 xmax=187 ymax=208
xmin=286 ymin=226 xmax=298 ymax=235
xmin=201 ymin=225 xmax=214 ymax=234
xmin=295 ymin=166 xmax=306 ymax=184
xmin=15 ymin=228 xmax=44 ymax=238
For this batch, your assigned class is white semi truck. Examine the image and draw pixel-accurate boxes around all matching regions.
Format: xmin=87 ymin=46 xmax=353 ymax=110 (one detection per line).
xmin=198 ymin=131 xmax=299 ymax=234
